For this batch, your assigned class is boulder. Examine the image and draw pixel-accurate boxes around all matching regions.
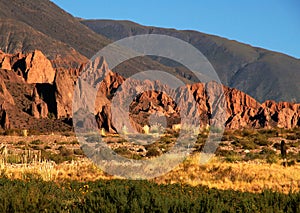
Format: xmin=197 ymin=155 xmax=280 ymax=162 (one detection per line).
xmin=24 ymin=50 xmax=56 ymax=84
xmin=0 ymin=77 xmax=15 ymax=105
xmin=30 ymin=87 xmax=49 ymax=119
xmin=11 ymin=50 xmax=56 ymax=84
xmin=0 ymin=104 xmax=10 ymax=130
xmin=54 ymin=69 xmax=75 ymax=118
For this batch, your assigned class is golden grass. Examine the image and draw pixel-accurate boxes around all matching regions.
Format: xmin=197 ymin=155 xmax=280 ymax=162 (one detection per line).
xmin=0 ymin=158 xmax=111 ymax=182
xmin=154 ymin=154 xmax=300 ymax=194
xmin=1 ymin=154 xmax=300 ymax=194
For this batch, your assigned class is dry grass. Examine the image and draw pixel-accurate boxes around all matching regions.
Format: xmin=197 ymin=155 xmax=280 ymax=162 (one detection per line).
xmin=154 ymin=154 xmax=300 ymax=194
xmin=0 ymin=132 xmax=300 ymax=194
xmin=1 ymin=154 xmax=300 ymax=194
xmin=0 ymin=158 xmax=112 ymax=182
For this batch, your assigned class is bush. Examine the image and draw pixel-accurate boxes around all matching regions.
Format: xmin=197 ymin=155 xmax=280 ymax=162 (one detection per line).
xmin=236 ymin=138 xmax=258 ymax=150
xmin=114 ymin=147 xmax=131 ymax=157
xmin=258 ymin=129 xmax=278 ymax=137
xmin=30 ymin=140 xmax=43 ymax=145
xmin=0 ymin=178 xmax=299 ymax=212
xmin=17 ymin=141 xmax=26 ymax=145
xmin=222 ymin=150 xmax=243 ymax=162
xmin=266 ymin=154 xmax=278 ymax=164
xmin=74 ymin=148 xmax=84 ymax=155
xmin=146 ymin=147 xmax=161 ymax=157
xmin=41 ymin=150 xmax=73 ymax=164
xmin=286 ymin=135 xmax=298 ymax=140
xmin=244 ymin=152 xmax=260 ymax=161
xmin=3 ymin=129 xmax=20 ymax=136
xmin=58 ymin=146 xmax=73 ymax=157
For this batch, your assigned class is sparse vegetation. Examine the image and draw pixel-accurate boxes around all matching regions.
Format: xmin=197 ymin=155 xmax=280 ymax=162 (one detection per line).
xmin=0 ymin=178 xmax=299 ymax=212
xmin=0 ymin=128 xmax=299 ymax=211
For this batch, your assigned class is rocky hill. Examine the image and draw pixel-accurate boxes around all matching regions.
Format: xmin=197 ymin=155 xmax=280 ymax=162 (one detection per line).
xmin=0 ymin=50 xmax=298 ymax=133
xmin=85 ymin=57 xmax=300 ymax=132
xmin=0 ymin=1 xmax=298 ymax=132
xmin=82 ymin=19 xmax=300 ymax=103
xmin=0 ymin=1 xmax=298 ymax=104
xmin=0 ymin=0 xmax=110 ymax=60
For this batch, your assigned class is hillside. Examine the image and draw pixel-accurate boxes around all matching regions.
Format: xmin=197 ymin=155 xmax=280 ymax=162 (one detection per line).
xmin=81 ymin=19 xmax=300 ymax=103
xmin=0 ymin=0 xmax=112 ymax=62
xmin=0 ymin=1 xmax=298 ymax=132
xmin=0 ymin=19 xmax=86 ymax=64
xmin=0 ymin=50 xmax=299 ymax=132
xmin=0 ymin=1 xmax=298 ymax=103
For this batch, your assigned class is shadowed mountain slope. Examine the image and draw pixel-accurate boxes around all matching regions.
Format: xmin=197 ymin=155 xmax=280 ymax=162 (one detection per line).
xmin=0 ymin=0 xmax=111 ymax=60
xmin=0 ymin=19 xmax=86 ymax=64
xmin=82 ymin=19 xmax=300 ymax=103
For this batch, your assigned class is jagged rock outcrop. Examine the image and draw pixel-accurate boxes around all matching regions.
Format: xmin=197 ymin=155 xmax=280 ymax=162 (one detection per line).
xmin=96 ymin=105 xmax=117 ymax=133
xmin=30 ymin=87 xmax=49 ymax=119
xmin=0 ymin=51 xmax=12 ymax=70
xmin=115 ymin=80 xmax=300 ymax=131
xmin=0 ymin=50 xmax=299 ymax=132
xmin=0 ymin=50 xmax=55 ymax=84
xmin=30 ymin=102 xmax=48 ymax=119
xmin=22 ymin=50 xmax=56 ymax=84
xmin=55 ymin=69 xmax=75 ymax=118
xmin=0 ymin=104 xmax=10 ymax=129
xmin=0 ymin=77 xmax=15 ymax=106
xmin=261 ymin=101 xmax=300 ymax=129
xmin=72 ymin=55 xmax=300 ymax=132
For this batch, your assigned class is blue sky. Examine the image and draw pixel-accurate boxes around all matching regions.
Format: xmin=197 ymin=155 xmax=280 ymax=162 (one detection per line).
xmin=52 ymin=0 xmax=300 ymax=59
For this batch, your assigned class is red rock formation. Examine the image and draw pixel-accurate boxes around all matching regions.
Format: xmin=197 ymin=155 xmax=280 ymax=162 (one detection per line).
xmin=55 ymin=69 xmax=75 ymax=118
xmin=0 ymin=50 xmax=299 ymax=131
xmin=23 ymin=50 xmax=56 ymax=84
xmin=0 ymin=77 xmax=15 ymax=106
xmin=0 ymin=104 xmax=10 ymax=129
xmin=30 ymin=87 xmax=49 ymax=119
xmin=0 ymin=50 xmax=55 ymax=83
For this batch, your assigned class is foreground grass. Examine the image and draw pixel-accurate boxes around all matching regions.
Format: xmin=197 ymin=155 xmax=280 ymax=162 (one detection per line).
xmin=0 ymin=178 xmax=299 ymax=212
xmin=1 ymin=155 xmax=300 ymax=194
xmin=155 ymin=154 xmax=300 ymax=194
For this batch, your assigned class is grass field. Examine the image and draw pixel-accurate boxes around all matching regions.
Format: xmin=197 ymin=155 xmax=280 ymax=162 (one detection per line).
xmin=0 ymin=128 xmax=299 ymax=211
xmin=0 ymin=177 xmax=299 ymax=212
xmin=1 ymin=154 xmax=300 ymax=194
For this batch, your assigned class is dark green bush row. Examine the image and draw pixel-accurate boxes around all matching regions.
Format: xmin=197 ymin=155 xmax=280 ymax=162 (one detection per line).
xmin=0 ymin=178 xmax=299 ymax=212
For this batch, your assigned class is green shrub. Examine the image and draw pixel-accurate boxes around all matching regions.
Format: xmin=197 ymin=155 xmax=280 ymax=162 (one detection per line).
xmin=238 ymin=138 xmax=258 ymax=150
xmin=74 ymin=148 xmax=84 ymax=155
xmin=114 ymin=147 xmax=132 ymax=158
xmin=286 ymin=135 xmax=298 ymax=140
xmin=258 ymin=129 xmax=278 ymax=137
xmin=253 ymin=134 xmax=270 ymax=146
xmin=41 ymin=150 xmax=73 ymax=164
xmin=266 ymin=154 xmax=278 ymax=164
xmin=16 ymin=141 xmax=26 ymax=145
xmin=30 ymin=140 xmax=43 ymax=145
xmin=244 ymin=152 xmax=260 ymax=161
xmin=58 ymin=146 xmax=73 ymax=157
xmin=146 ymin=147 xmax=161 ymax=157
xmin=44 ymin=145 xmax=51 ymax=150
xmin=0 ymin=178 xmax=299 ymax=212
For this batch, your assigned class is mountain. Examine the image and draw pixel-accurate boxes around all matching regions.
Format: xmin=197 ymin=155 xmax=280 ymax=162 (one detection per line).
xmin=0 ymin=1 xmax=298 ymax=103
xmin=81 ymin=19 xmax=300 ymax=103
xmin=0 ymin=19 xmax=87 ymax=65
xmin=0 ymin=49 xmax=299 ymax=132
xmin=0 ymin=1 xmax=298 ymax=132
xmin=72 ymin=54 xmax=300 ymax=132
xmin=0 ymin=0 xmax=190 ymax=81
xmin=0 ymin=0 xmax=113 ymax=63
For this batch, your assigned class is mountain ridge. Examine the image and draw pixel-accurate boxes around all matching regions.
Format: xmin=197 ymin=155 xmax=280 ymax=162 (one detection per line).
xmin=0 ymin=0 xmax=298 ymax=132
xmin=81 ymin=19 xmax=300 ymax=103
xmin=0 ymin=50 xmax=299 ymax=132
xmin=0 ymin=0 xmax=111 ymax=60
